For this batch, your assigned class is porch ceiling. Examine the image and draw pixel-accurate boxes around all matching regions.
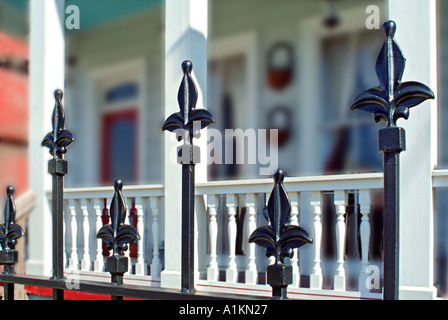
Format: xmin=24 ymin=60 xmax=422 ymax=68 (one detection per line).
xmin=65 ymin=0 xmax=162 ymax=30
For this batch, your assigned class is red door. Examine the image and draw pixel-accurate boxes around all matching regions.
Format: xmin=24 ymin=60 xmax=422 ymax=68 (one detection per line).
xmin=101 ymin=108 xmax=138 ymax=186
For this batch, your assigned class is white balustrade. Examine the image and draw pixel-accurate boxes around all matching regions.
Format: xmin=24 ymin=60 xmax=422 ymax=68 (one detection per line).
xmin=358 ymin=189 xmax=371 ymax=292
xmin=56 ymin=185 xmax=163 ymax=281
xmin=310 ymin=191 xmax=323 ymax=289
xmin=63 ymin=207 xmax=67 ymax=270
xmin=334 ymin=190 xmax=347 ymax=291
xmin=245 ymin=193 xmax=257 ymax=285
xmin=134 ymin=197 xmax=146 ymax=275
xmin=150 ymin=196 xmax=161 ymax=278
xmin=206 ymin=195 xmax=219 ymax=282
xmin=68 ymin=199 xmax=78 ymax=271
xmin=92 ymin=198 xmax=104 ymax=272
xmin=124 ymin=197 xmax=132 ymax=262
xmin=289 ymin=192 xmax=300 ymax=287
xmin=80 ymin=199 xmax=91 ymax=271
xmin=54 ymin=173 xmax=383 ymax=299
xmin=226 ymin=194 xmax=238 ymax=283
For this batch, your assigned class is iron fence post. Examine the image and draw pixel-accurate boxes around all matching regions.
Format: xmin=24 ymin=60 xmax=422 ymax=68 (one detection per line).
xmin=0 ymin=186 xmax=25 ymax=300
xmin=97 ymin=179 xmax=140 ymax=300
xmin=163 ymin=61 xmax=214 ymax=294
xmin=249 ymin=169 xmax=312 ymax=300
xmin=379 ymin=127 xmax=404 ymax=300
xmin=48 ymin=158 xmax=67 ymax=300
xmin=182 ymin=160 xmax=196 ymax=293
xmin=41 ymin=89 xmax=74 ymax=300
xmin=350 ymin=21 xmax=434 ymax=300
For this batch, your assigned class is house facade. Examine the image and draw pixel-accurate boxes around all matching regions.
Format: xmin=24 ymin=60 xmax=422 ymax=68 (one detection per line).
xmin=0 ymin=0 xmax=29 ymax=198
xmin=1 ymin=0 xmax=447 ymax=299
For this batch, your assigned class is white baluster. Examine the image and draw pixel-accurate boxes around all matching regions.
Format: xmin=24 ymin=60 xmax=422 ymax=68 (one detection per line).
xmin=80 ymin=199 xmax=91 ymax=271
xmin=245 ymin=193 xmax=257 ymax=285
xmin=289 ymin=192 xmax=300 ymax=287
xmin=226 ymin=194 xmax=238 ymax=283
xmin=265 ymin=192 xmax=275 ymax=267
xmin=124 ymin=198 xmax=132 ymax=264
xmin=150 ymin=197 xmax=161 ymax=278
xmin=63 ymin=201 xmax=68 ymax=269
xmin=92 ymin=198 xmax=104 ymax=272
xmin=358 ymin=189 xmax=371 ymax=292
xmin=310 ymin=191 xmax=323 ymax=289
xmin=207 ymin=195 xmax=219 ymax=282
xmin=334 ymin=190 xmax=347 ymax=291
xmin=68 ymin=199 xmax=78 ymax=270
xmin=134 ymin=197 xmax=146 ymax=275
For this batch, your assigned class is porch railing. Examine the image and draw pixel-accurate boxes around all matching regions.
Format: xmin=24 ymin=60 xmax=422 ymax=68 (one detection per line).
xmin=42 ymin=169 xmax=448 ymax=299
xmin=55 ymin=172 xmax=384 ymax=300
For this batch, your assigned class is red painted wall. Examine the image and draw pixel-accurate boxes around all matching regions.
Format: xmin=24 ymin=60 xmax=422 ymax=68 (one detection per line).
xmin=0 ymin=32 xmax=29 ymax=196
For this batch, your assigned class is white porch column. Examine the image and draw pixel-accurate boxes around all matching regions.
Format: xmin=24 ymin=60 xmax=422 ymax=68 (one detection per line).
xmin=162 ymin=0 xmax=208 ymax=289
xmin=388 ymin=0 xmax=438 ymax=299
xmin=27 ymin=0 xmax=65 ymax=276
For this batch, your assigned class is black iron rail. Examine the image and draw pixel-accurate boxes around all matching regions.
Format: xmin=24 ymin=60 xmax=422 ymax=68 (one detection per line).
xmin=0 ymin=274 xmax=266 ymax=300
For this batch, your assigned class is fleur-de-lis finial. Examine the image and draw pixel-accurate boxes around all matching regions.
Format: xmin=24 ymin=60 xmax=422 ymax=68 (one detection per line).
xmin=162 ymin=61 xmax=214 ymax=135
xmin=96 ymin=180 xmax=140 ymax=256
xmin=350 ymin=20 xmax=434 ymax=126
xmin=41 ymin=89 xmax=74 ymax=159
xmin=249 ymin=170 xmax=312 ymax=265
xmin=0 ymin=186 xmax=24 ymax=251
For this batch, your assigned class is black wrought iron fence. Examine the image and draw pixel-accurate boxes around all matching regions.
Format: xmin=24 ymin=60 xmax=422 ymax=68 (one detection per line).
xmin=0 ymin=20 xmax=434 ymax=301
xmin=0 ymin=59 xmax=312 ymax=301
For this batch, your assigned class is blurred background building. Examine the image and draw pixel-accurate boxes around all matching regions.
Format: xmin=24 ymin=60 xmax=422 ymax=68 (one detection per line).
xmin=0 ymin=0 xmax=29 ymax=197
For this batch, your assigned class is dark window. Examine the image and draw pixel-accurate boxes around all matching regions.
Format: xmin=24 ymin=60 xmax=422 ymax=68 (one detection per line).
xmin=105 ymin=82 xmax=138 ymax=103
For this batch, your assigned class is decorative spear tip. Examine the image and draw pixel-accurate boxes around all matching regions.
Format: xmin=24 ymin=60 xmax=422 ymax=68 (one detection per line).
xmin=6 ymin=186 xmax=14 ymax=197
xmin=182 ymin=60 xmax=193 ymax=74
xmin=273 ymin=169 xmax=286 ymax=184
xmin=114 ymin=179 xmax=123 ymax=191
xmin=54 ymin=89 xmax=63 ymax=102
xmin=383 ymin=20 xmax=396 ymax=38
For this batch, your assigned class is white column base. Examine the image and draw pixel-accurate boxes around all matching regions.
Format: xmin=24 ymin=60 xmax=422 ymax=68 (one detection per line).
xmin=93 ymin=260 xmax=103 ymax=272
xmin=25 ymin=260 xmax=51 ymax=277
xmin=161 ymin=270 xmax=181 ymax=289
xmin=334 ymin=275 xmax=346 ymax=291
xmin=207 ymin=267 xmax=219 ymax=282
xmin=358 ymin=273 xmax=369 ymax=294
xmin=245 ymin=269 xmax=257 ymax=285
xmin=68 ymin=258 xmax=78 ymax=271
xmin=399 ymin=286 xmax=437 ymax=300
xmin=291 ymin=273 xmax=300 ymax=288
xmin=80 ymin=259 xmax=90 ymax=271
xmin=150 ymin=261 xmax=161 ymax=278
xmin=226 ymin=268 xmax=238 ymax=283
xmin=310 ymin=274 xmax=323 ymax=289
xmin=135 ymin=263 xmax=147 ymax=276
